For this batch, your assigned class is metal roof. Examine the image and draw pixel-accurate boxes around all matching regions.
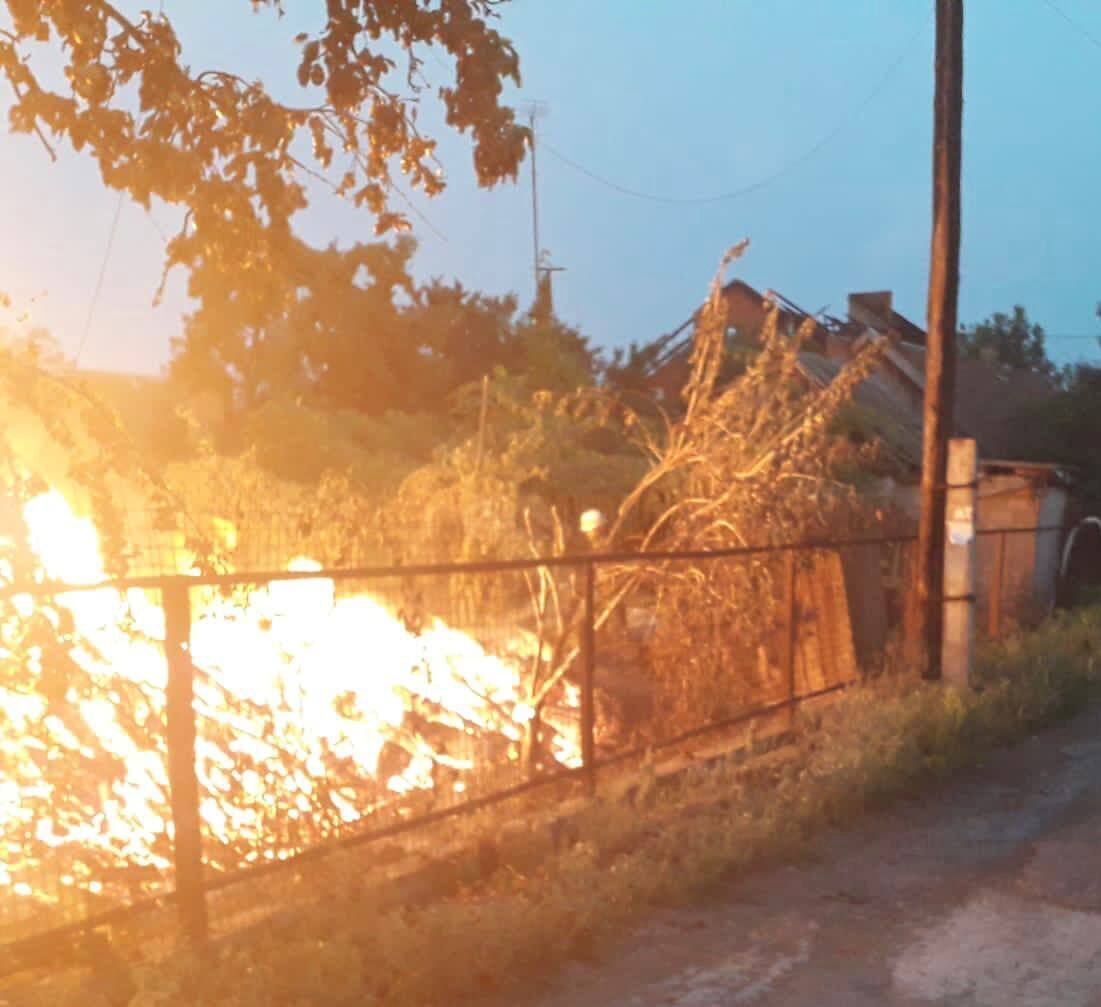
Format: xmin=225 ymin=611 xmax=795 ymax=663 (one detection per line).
xmin=796 ymin=352 xmax=925 ymax=468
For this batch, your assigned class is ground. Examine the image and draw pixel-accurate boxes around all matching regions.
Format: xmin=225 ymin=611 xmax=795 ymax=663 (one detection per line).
xmin=523 ymin=701 xmax=1101 ymax=1007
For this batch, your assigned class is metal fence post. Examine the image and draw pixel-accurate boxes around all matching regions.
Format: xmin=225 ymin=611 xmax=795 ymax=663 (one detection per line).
xmin=989 ymin=530 xmax=1007 ymax=638
xmin=781 ymin=551 xmax=797 ymax=727
xmin=580 ymin=560 xmax=597 ymax=795
xmin=163 ymin=582 xmax=209 ymax=944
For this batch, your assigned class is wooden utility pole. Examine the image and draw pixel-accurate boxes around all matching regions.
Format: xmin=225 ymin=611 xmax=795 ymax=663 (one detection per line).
xmin=915 ymin=0 xmax=964 ymax=680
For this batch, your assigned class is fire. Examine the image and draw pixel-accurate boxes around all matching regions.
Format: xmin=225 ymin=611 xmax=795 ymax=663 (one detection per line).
xmin=0 ymin=491 xmax=580 ymax=918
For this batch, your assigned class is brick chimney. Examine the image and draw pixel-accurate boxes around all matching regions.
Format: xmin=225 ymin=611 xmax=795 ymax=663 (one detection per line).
xmin=847 ymin=291 xmax=894 ymax=332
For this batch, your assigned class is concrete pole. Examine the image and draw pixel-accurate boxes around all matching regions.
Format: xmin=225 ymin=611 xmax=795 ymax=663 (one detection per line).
xmin=943 ymin=438 xmax=977 ymax=688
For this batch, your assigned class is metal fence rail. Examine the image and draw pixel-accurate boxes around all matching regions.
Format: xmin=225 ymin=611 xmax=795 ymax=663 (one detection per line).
xmin=0 ymin=525 xmax=1066 ymax=976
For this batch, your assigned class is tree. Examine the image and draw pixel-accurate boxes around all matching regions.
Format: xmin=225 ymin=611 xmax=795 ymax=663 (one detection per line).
xmin=959 ymin=306 xmax=1056 ymax=378
xmin=508 ymin=313 xmax=595 ymax=396
xmin=396 ymin=278 xmax=596 ymax=401
xmin=404 ymin=280 xmax=520 ymax=395
xmin=172 ymin=257 xmax=599 ymax=449
xmin=602 ymin=337 xmax=671 ymax=399
xmin=171 ymin=234 xmax=420 ymax=435
xmin=1014 ymin=364 xmax=1101 ymax=508
xmin=0 ymin=2 xmax=528 ymax=291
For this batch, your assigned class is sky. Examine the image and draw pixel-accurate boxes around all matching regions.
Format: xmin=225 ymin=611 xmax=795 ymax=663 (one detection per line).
xmin=1 ymin=0 xmax=1100 ymax=376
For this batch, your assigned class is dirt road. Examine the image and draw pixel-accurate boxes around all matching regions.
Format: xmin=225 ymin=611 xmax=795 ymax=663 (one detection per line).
xmin=527 ymin=703 xmax=1101 ymax=1007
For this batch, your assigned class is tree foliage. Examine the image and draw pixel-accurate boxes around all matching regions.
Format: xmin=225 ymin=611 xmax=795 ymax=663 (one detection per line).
xmin=373 ymin=275 xmax=595 ymax=404
xmin=405 ymin=280 xmax=521 ymax=394
xmin=2 ymin=2 xmax=535 ymax=454
xmin=1014 ymin=363 xmax=1101 ymax=508
xmin=171 ymin=247 xmax=599 ymax=455
xmin=0 ymin=1 xmax=528 ymax=262
xmin=170 ymin=233 xmax=420 ymax=425
xmin=959 ymin=305 xmax=1056 ymax=378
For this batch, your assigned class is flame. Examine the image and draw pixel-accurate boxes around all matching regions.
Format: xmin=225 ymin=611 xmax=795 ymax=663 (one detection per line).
xmin=0 ymin=491 xmax=580 ymax=915
xmin=22 ymin=492 xmax=104 ymax=585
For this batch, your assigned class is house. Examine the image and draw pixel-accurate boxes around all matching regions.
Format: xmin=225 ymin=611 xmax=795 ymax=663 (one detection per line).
xmin=649 ymin=282 xmax=1060 ymax=464
xmin=646 ymin=280 xmax=831 ymax=402
xmin=646 ymin=281 xmax=1069 ymax=630
xmin=829 ymin=290 xmax=1068 ymax=625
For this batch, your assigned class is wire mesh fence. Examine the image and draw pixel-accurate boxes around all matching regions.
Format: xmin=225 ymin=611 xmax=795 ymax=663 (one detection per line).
xmin=0 ymin=524 xmax=1068 ymax=978
xmin=189 ymin=566 xmax=584 ymax=872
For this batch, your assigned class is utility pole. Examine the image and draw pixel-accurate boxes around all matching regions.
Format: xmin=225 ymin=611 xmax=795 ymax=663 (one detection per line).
xmin=523 ymin=100 xmax=565 ymax=318
xmin=526 ymin=102 xmax=548 ymax=301
xmin=915 ymin=0 xmax=964 ymax=680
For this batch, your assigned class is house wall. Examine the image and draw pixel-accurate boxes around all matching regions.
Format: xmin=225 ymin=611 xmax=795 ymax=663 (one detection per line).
xmin=723 ymin=283 xmax=775 ymax=335
xmin=1034 ymin=487 xmax=1069 ymax=614
xmin=654 ymin=282 xmax=841 ymax=401
xmin=649 ymin=283 xmax=794 ymax=401
xmin=880 ymin=474 xmax=1066 ymax=630
xmin=973 ymin=476 xmax=1066 ymax=627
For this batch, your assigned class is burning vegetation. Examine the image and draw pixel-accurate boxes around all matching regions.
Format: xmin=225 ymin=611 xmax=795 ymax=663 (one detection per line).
xmin=0 ymin=247 xmax=892 ymax=946
xmin=0 ymin=486 xmax=581 ymax=935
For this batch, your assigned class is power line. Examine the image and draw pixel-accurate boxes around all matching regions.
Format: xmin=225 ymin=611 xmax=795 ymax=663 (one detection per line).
xmin=74 ymin=190 xmax=125 ymax=366
xmin=391 ymin=184 xmax=451 ymax=245
xmin=1039 ymin=0 xmax=1101 ymax=51
xmin=146 ymin=208 xmax=170 ymax=245
xmin=540 ymin=9 xmax=933 ymax=206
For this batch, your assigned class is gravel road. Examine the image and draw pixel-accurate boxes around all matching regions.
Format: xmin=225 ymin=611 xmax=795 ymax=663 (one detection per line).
xmin=525 ymin=702 xmax=1101 ymax=1007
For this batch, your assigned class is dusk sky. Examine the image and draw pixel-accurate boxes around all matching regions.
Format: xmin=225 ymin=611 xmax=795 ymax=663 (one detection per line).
xmin=1 ymin=0 xmax=1100 ymax=375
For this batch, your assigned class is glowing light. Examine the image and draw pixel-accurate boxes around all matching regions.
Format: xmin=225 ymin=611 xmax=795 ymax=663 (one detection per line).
xmin=2 ymin=490 xmax=581 ymax=912
xmin=22 ymin=491 xmax=104 ymax=584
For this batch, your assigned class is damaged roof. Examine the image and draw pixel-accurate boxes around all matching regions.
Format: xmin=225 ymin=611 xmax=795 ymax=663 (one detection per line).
xmin=797 ymin=352 xmax=925 ymax=468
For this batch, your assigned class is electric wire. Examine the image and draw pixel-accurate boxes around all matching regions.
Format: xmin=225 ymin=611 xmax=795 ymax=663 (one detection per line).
xmin=74 ymin=191 xmax=125 ymax=366
xmin=1038 ymin=0 xmax=1101 ymax=52
xmin=540 ymin=9 xmax=933 ymax=206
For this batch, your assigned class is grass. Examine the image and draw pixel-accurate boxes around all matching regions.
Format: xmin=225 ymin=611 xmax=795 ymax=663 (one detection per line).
xmin=28 ymin=606 xmax=1101 ymax=1007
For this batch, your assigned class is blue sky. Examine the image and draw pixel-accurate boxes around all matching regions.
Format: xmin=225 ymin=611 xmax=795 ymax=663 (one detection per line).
xmin=1 ymin=0 xmax=1100 ymax=374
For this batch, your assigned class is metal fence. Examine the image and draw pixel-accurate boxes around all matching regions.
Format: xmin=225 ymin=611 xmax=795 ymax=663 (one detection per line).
xmin=0 ymin=524 xmax=1065 ymax=977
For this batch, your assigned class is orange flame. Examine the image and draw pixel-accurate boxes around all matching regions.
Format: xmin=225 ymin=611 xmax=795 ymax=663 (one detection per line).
xmin=0 ymin=491 xmax=580 ymax=910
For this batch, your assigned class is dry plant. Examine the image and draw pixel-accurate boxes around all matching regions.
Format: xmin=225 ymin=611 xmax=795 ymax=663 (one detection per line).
xmin=607 ymin=241 xmax=886 ymax=550
xmin=381 ymin=243 xmax=896 ymax=747
xmin=0 ymin=245 xmax=896 ymax=951
xmin=491 ymin=242 xmax=892 ymax=738
xmin=593 ymin=243 xmax=887 ymax=731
